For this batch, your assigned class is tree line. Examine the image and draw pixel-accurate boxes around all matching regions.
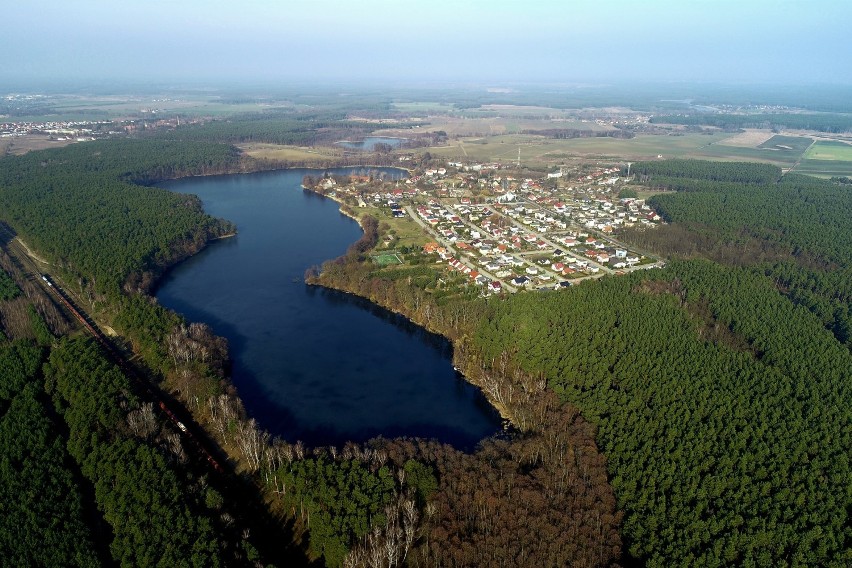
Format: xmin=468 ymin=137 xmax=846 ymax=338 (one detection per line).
xmin=627 ymin=158 xmax=781 ymax=184
xmin=521 ymin=128 xmax=635 ymax=139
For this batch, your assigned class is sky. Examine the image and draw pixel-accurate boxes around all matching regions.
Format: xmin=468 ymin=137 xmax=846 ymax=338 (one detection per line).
xmin=3 ymin=0 xmax=851 ymax=88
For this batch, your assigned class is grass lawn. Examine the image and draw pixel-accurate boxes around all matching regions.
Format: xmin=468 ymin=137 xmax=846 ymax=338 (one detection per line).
xmin=364 ymin=206 xmax=431 ymax=249
xmin=632 ymin=187 xmax=673 ymax=200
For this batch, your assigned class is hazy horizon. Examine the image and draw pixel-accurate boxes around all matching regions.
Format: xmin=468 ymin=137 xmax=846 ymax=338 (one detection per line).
xmin=3 ymin=0 xmax=851 ymax=89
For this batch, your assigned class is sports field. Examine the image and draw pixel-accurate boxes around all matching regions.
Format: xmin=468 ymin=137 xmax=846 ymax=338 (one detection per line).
xmin=371 ymin=253 xmax=403 ymax=266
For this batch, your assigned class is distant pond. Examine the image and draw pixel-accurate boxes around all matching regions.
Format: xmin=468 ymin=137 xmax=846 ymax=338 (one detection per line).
xmin=156 ymin=168 xmax=501 ymax=449
xmin=336 ymin=137 xmax=405 ymax=151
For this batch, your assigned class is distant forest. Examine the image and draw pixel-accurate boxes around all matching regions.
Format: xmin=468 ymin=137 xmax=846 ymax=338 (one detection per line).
xmin=650 ymin=113 xmax=852 ymax=133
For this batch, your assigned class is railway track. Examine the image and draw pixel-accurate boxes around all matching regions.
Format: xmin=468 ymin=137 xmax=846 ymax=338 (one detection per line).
xmin=0 ymin=221 xmax=225 ymax=473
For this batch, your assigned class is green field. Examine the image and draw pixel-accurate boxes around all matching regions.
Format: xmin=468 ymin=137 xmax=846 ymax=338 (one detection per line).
xmin=371 ymin=252 xmax=403 ymax=266
xmin=793 ymin=159 xmax=852 ymax=177
xmin=365 ymin=205 xmax=431 ymax=249
xmin=784 ymin=140 xmax=852 ymax=177
xmin=804 ymin=140 xmax=852 ymax=161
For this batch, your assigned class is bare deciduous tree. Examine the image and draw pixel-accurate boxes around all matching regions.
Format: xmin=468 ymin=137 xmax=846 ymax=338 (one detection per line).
xmin=126 ymin=402 xmax=157 ymax=439
xmin=234 ymin=418 xmax=269 ymax=472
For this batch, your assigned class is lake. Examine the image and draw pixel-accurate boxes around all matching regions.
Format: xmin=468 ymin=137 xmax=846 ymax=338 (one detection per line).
xmin=336 ymin=137 xmax=405 ymax=151
xmin=156 ymin=168 xmax=500 ymax=449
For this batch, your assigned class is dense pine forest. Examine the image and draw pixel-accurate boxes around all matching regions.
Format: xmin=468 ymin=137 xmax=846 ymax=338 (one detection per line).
xmin=626 ymin=160 xmax=852 ymax=349
xmin=0 ymin=139 xmax=240 ymax=299
xmin=473 ymin=260 xmax=850 ymax=566
xmin=167 ymin=110 xmax=378 ymax=146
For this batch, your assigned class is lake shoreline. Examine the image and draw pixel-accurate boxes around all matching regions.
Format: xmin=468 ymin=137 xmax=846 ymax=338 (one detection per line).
xmin=157 ymin=167 xmax=501 ymax=449
xmin=299 ymin=183 xmax=516 ymax=427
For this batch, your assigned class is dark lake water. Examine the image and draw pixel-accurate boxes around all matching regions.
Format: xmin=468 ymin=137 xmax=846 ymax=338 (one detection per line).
xmin=157 ymin=169 xmax=500 ymax=449
xmin=336 ymin=137 xmax=405 ymax=151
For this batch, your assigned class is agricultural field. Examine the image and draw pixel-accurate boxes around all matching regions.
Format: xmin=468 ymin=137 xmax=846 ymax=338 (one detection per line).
xmin=379 ymin=104 xmax=615 ymax=138
xmin=757 ymin=134 xmax=814 ymax=154
xmin=714 ymin=129 xmax=775 ymax=147
xmin=0 ymin=135 xmax=77 ymax=155
xmin=381 ymin=115 xmax=609 ymax=138
xmin=695 ymin=142 xmax=807 ymax=165
xmin=425 ymin=132 xmax=731 ymax=165
xmin=804 ymin=139 xmax=852 ymax=161
xmin=687 ymin=133 xmax=813 ymax=167
xmin=793 ymin=159 xmax=852 ymax=177
xmin=420 ymin=128 xmax=843 ymax=171
xmin=787 ymin=140 xmax=852 ymax=177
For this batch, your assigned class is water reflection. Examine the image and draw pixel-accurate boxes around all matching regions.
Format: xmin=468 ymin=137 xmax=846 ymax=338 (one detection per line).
xmin=157 ymin=168 xmax=501 ymax=450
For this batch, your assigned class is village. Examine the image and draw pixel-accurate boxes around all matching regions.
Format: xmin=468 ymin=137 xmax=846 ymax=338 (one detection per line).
xmin=310 ymin=159 xmax=665 ymax=294
xmin=0 ymin=119 xmax=113 ymax=141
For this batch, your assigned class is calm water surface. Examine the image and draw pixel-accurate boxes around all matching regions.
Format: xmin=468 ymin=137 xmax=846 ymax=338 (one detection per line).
xmin=336 ymin=137 xmax=405 ymax=151
xmin=157 ymin=169 xmax=500 ymax=449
